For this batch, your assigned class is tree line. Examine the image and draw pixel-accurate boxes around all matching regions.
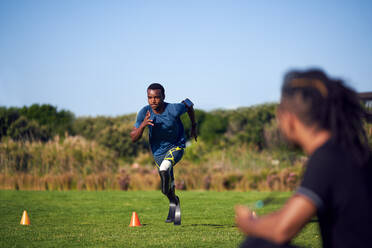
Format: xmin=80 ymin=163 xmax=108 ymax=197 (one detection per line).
xmin=0 ymin=103 xmax=283 ymax=160
xmin=0 ymin=104 xmax=74 ymax=142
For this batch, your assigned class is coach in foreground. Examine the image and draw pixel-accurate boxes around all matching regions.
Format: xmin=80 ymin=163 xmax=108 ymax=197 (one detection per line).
xmin=236 ymin=69 xmax=372 ymax=248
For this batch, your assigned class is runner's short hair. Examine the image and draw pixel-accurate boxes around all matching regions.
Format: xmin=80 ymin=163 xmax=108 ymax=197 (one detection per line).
xmin=147 ymin=83 xmax=165 ymax=96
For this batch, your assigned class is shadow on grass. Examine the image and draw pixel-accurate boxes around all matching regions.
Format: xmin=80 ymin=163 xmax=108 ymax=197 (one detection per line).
xmin=129 ymin=224 xmax=148 ymax=227
xmin=186 ymin=224 xmax=236 ymax=228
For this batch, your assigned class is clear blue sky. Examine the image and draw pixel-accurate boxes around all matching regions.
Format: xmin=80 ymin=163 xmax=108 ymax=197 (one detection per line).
xmin=1 ymin=0 xmax=371 ymax=117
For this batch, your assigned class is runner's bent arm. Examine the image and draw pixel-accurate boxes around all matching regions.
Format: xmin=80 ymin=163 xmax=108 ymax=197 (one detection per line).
xmin=182 ymin=101 xmax=197 ymax=141
xmin=131 ymin=110 xmax=154 ymax=142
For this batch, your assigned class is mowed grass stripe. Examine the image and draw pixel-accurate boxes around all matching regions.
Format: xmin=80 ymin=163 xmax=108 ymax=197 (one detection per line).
xmin=0 ymin=190 xmax=320 ymax=247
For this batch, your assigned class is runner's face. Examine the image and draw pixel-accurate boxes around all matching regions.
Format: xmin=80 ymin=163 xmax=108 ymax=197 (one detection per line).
xmin=147 ymin=89 xmax=164 ymax=111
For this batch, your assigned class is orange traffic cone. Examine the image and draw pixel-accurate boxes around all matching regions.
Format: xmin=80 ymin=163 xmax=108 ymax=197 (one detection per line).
xmin=129 ymin=212 xmax=141 ymax=227
xmin=20 ymin=210 xmax=30 ymax=225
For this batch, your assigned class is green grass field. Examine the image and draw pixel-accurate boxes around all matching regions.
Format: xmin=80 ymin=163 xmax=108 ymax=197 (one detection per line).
xmin=0 ymin=190 xmax=321 ymax=247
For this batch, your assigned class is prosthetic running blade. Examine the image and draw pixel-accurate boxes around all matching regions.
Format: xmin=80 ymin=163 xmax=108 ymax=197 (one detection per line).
xmin=174 ymin=196 xmax=181 ymax=226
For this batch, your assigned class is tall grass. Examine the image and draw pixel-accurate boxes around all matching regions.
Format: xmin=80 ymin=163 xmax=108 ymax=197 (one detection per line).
xmin=0 ymin=135 xmax=304 ymax=191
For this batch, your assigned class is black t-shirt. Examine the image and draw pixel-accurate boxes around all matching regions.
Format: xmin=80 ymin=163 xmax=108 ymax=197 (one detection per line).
xmin=297 ymin=139 xmax=372 ymax=248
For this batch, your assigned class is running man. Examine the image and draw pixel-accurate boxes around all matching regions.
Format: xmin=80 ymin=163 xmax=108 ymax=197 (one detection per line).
xmin=131 ymin=83 xmax=197 ymax=225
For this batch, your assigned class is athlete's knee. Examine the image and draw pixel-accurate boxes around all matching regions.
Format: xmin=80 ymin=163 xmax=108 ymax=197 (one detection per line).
xmin=159 ymin=160 xmax=172 ymax=171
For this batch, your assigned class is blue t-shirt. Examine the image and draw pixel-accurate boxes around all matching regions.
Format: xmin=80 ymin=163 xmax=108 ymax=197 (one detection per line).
xmin=134 ymin=102 xmax=187 ymax=156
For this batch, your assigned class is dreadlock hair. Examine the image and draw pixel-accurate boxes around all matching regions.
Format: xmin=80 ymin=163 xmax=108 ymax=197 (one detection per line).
xmin=147 ymin=83 xmax=165 ymax=96
xmin=281 ymin=69 xmax=370 ymax=166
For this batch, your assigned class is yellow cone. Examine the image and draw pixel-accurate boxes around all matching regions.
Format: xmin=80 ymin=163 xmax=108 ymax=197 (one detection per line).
xmin=20 ymin=210 xmax=30 ymax=225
